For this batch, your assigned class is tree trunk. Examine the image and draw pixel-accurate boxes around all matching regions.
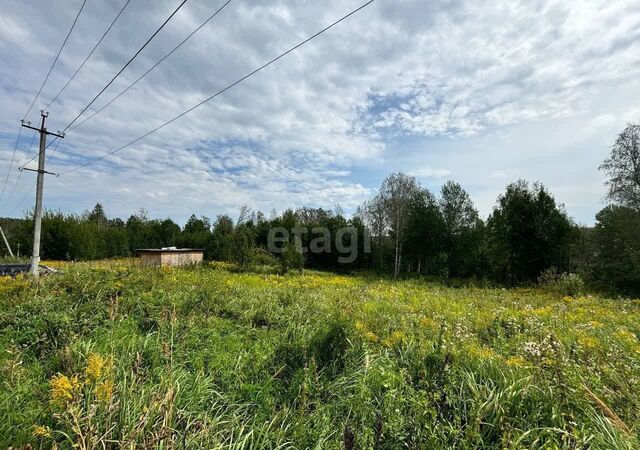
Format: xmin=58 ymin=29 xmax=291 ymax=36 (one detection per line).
xmin=393 ymin=236 xmax=398 ymax=278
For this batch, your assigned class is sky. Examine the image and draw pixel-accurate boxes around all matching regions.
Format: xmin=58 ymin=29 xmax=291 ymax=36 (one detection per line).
xmin=1 ymin=0 xmax=639 ymax=225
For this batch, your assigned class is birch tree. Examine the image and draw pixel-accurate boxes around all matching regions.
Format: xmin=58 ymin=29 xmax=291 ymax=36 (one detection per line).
xmin=379 ymin=173 xmax=419 ymax=279
xmin=600 ymin=123 xmax=640 ymax=211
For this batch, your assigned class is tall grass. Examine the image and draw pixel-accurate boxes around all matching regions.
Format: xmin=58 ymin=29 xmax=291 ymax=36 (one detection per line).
xmin=0 ymin=260 xmax=638 ymax=448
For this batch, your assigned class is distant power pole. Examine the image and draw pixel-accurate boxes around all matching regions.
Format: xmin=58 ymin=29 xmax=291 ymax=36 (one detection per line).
xmin=0 ymin=224 xmax=14 ymax=258
xmin=21 ymin=111 xmax=64 ymax=276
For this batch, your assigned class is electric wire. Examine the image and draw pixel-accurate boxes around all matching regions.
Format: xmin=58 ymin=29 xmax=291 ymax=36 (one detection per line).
xmin=68 ymin=0 xmax=232 ymax=133
xmin=45 ymin=0 xmax=134 ymax=110
xmin=1 ymin=0 xmax=87 ymax=209
xmin=5 ymin=139 xmax=61 ymax=217
xmin=62 ymin=0 xmax=375 ymax=175
xmin=0 ymin=127 xmax=23 ymax=204
xmin=19 ymin=0 xmax=190 ymax=168
xmin=57 ymin=0 xmax=190 ymax=134
xmin=23 ymin=0 xmax=88 ymax=120
xmin=1 ymin=132 xmax=38 ymax=213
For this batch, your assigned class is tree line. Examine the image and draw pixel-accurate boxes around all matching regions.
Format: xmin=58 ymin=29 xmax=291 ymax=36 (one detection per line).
xmin=1 ymin=124 xmax=639 ymax=295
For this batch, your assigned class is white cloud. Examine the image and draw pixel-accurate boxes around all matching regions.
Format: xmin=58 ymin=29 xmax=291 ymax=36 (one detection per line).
xmin=0 ymin=0 xmax=638 ymax=224
xmin=411 ymin=167 xmax=451 ymax=178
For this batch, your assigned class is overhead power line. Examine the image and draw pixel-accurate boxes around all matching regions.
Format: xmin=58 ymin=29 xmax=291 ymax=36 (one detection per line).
xmin=58 ymin=0 xmax=190 ymax=134
xmin=2 ymin=138 xmax=61 ymax=218
xmin=1 ymin=0 xmax=86 ymax=208
xmin=21 ymin=0 xmax=190 ymax=167
xmin=20 ymin=132 xmax=39 ymax=168
xmin=45 ymin=0 xmax=134 ymax=110
xmin=68 ymin=0 xmax=232 ymax=133
xmin=62 ymin=0 xmax=375 ymax=175
xmin=23 ymin=0 xmax=88 ymax=121
xmin=0 ymin=131 xmax=38 ymax=213
xmin=0 ymin=127 xmax=23 ymax=204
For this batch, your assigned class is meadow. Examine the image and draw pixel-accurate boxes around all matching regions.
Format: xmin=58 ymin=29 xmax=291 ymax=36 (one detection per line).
xmin=1 ymin=260 xmax=639 ymax=449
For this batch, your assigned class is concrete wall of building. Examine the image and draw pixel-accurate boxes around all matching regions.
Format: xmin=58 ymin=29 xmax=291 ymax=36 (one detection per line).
xmin=160 ymin=251 xmax=203 ymax=266
xmin=139 ymin=251 xmax=203 ymax=266
xmin=140 ymin=252 xmax=162 ymax=265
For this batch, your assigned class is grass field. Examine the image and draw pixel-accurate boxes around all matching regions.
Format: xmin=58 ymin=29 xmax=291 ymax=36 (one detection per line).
xmin=1 ymin=260 xmax=639 ymax=449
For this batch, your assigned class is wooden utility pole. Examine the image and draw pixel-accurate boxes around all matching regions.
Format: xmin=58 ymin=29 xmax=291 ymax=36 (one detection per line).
xmin=0 ymin=224 xmax=14 ymax=258
xmin=21 ymin=111 xmax=64 ymax=276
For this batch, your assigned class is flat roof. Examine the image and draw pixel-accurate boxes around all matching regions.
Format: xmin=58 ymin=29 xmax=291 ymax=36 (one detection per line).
xmin=136 ymin=248 xmax=204 ymax=253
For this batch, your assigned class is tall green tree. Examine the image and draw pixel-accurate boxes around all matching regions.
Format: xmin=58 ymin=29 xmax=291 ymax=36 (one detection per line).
xmin=439 ymin=181 xmax=483 ymax=277
xmin=209 ymin=215 xmax=234 ymax=261
xmin=487 ymin=180 xmax=574 ymax=284
xmin=358 ymin=194 xmax=388 ymax=270
xmin=592 ymin=205 xmax=640 ymax=295
xmin=87 ymin=203 xmax=108 ymax=225
xmin=181 ymin=215 xmax=211 ymax=251
xmin=404 ymin=188 xmax=444 ymax=274
xmin=599 ymin=123 xmax=640 ymax=211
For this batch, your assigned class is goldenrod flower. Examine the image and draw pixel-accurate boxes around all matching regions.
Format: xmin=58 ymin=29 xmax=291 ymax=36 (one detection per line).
xmin=50 ymin=374 xmax=81 ymax=407
xmin=383 ymin=330 xmax=406 ymax=347
xmin=364 ymin=331 xmax=379 ymax=342
xmin=506 ymin=356 xmax=527 ymax=368
xmin=468 ymin=344 xmax=497 ymax=360
xmin=33 ymin=425 xmax=52 ymax=437
xmin=86 ymin=354 xmax=107 ymax=381
xmin=420 ymin=317 xmax=436 ymax=328
xmin=96 ymin=380 xmax=114 ymax=403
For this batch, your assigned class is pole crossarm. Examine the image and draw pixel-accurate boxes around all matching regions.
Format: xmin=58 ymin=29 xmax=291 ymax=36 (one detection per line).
xmin=21 ymin=120 xmax=65 ymax=138
xmin=19 ymin=167 xmax=60 ymax=177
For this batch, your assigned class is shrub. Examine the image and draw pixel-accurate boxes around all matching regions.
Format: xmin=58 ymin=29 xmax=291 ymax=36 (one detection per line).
xmin=538 ymin=267 xmax=585 ymax=296
xmin=279 ymin=242 xmax=305 ymax=274
xmin=251 ymin=249 xmax=278 ymax=267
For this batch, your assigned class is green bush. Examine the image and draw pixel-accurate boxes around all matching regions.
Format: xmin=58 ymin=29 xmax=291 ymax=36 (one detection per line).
xmin=538 ymin=267 xmax=586 ymax=297
xmin=279 ymin=242 xmax=305 ymax=274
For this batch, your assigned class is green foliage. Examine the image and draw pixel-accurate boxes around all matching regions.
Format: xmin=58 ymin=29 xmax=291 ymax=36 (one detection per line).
xmin=538 ymin=267 xmax=586 ymax=297
xmin=487 ymin=180 xmax=574 ymax=285
xmin=439 ymin=181 xmax=485 ymax=278
xmin=404 ymin=188 xmax=445 ymax=274
xmin=279 ymin=242 xmax=305 ymax=273
xmin=591 ymin=205 xmax=640 ymax=296
xmin=2 ymin=168 xmax=639 ymax=296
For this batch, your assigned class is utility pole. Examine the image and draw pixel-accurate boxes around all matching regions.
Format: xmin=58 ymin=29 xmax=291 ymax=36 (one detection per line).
xmin=21 ymin=111 xmax=64 ymax=276
xmin=0 ymin=224 xmax=14 ymax=258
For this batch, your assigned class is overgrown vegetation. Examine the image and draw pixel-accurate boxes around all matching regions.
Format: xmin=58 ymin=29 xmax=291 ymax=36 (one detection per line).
xmin=3 ymin=122 xmax=640 ymax=295
xmin=1 ymin=260 xmax=639 ymax=448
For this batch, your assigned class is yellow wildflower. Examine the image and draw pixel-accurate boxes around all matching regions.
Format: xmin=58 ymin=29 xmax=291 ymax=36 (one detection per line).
xmin=468 ymin=344 xmax=496 ymax=360
xmin=50 ymin=374 xmax=81 ymax=406
xmin=33 ymin=425 xmax=52 ymax=437
xmin=616 ymin=328 xmax=637 ymax=343
xmin=96 ymin=380 xmax=114 ymax=403
xmin=578 ymin=335 xmax=599 ymax=350
xmin=364 ymin=331 xmax=379 ymax=342
xmin=506 ymin=356 xmax=527 ymax=368
xmin=420 ymin=316 xmax=436 ymax=328
xmin=86 ymin=354 xmax=107 ymax=381
xmin=383 ymin=330 xmax=406 ymax=347
xmin=531 ymin=306 xmax=552 ymax=317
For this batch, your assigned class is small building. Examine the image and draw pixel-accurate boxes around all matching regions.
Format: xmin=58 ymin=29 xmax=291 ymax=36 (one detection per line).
xmin=137 ymin=247 xmax=204 ymax=267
